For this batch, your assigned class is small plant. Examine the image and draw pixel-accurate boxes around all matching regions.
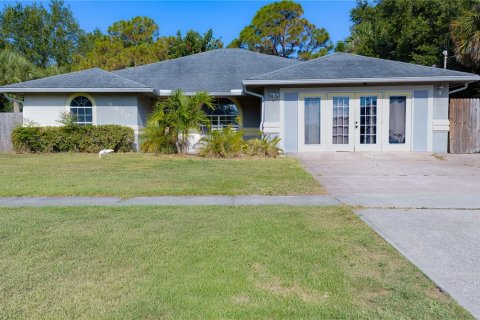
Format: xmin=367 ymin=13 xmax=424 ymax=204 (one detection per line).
xmin=199 ymin=128 xmax=282 ymax=158
xmin=140 ymin=125 xmax=177 ymax=154
xmin=245 ymin=134 xmax=282 ymax=158
xmin=198 ymin=126 xmax=244 ymax=158
xmin=56 ymin=112 xmax=78 ymax=129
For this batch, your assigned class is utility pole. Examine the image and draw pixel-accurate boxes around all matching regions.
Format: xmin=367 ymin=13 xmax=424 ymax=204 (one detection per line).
xmin=443 ymin=50 xmax=448 ymax=69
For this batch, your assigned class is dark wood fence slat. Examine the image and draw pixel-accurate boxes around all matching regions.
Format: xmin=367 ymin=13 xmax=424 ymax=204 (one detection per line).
xmin=449 ymin=98 xmax=480 ymax=154
xmin=0 ymin=113 xmax=23 ymax=152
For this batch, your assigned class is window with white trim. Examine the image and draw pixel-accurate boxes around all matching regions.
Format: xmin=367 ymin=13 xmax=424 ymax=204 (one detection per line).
xmin=202 ymin=98 xmax=239 ymax=131
xmin=70 ymin=96 xmax=93 ymax=125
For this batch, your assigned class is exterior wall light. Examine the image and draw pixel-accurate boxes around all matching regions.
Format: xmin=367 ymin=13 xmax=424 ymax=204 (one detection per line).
xmin=270 ymin=92 xmax=280 ymax=101
xmin=437 ymin=86 xmax=444 ymax=96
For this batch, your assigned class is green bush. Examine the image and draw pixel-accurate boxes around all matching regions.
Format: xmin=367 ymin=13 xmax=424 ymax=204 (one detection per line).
xmin=140 ymin=125 xmax=177 ymax=154
xmin=11 ymin=125 xmax=134 ymax=153
xmin=199 ymin=127 xmax=282 ymax=158
xmin=244 ymin=134 xmax=282 ymax=158
xmin=198 ymin=127 xmax=245 ymax=158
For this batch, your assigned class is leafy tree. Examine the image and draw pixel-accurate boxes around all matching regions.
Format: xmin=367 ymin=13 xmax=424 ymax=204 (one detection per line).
xmin=74 ymin=36 xmax=169 ymax=71
xmin=228 ymin=0 xmax=332 ymax=60
xmin=76 ymin=28 xmax=104 ymax=58
xmin=142 ymin=89 xmax=213 ymax=154
xmin=0 ymin=49 xmax=40 ymax=111
xmin=108 ymin=16 xmax=159 ymax=47
xmin=0 ymin=0 xmax=83 ymax=68
xmin=344 ymin=0 xmax=464 ymax=67
xmin=334 ymin=41 xmax=347 ymax=52
xmin=73 ymin=16 xmax=169 ymax=71
xmin=451 ymin=1 xmax=480 ymax=69
xmin=167 ymin=29 xmax=223 ymax=59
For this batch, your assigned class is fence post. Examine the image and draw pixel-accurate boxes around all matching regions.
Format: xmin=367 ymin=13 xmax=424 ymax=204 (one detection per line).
xmin=0 ymin=113 xmax=23 ymax=152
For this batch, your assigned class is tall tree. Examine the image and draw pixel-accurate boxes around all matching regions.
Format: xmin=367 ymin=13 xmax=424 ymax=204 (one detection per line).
xmin=451 ymin=1 xmax=480 ymax=69
xmin=229 ymin=0 xmax=332 ymax=60
xmin=167 ymin=29 xmax=223 ymax=59
xmin=73 ymin=17 xmax=169 ymax=71
xmin=0 ymin=0 xmax=83 ymax=68
xmin=344 ymin=0 xmax=463 ymax=67
xmin=0 ymin=50 xmax=40 ymax=111
xmin=108 ymin=16 xmax=159 ymax=47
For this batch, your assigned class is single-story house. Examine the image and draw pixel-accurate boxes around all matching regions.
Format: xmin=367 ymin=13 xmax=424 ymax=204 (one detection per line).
xmin=1 ymin=48 xmax=479 ymax=152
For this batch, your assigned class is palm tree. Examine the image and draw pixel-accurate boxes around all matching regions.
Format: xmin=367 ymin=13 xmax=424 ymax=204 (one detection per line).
xmin=0 ymin=50 xmax=39 ymax=85
xmin=142 ymin=89 xmax=214 ymax=154
xmin=0 ymin=49 xmax=41 ymax=112
xmin=451 ymin=2 xmax=480 ymax=69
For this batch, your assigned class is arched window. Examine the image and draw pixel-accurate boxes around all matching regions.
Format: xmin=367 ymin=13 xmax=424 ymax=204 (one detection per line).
xmin=70 ymin=96 xmax=93 ymax=125
xmin=202 ymin=98 xmax=239 ymax=130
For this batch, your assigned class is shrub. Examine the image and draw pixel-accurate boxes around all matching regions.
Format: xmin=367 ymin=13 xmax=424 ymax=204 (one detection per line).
xmin=11 ymin=125 xmax=134 ymax=153
xmin=141 ymin=89 xmax=213 ymax=154
xmin=244 ymin=134 xmax=282 ymax=158
xmin=199 ymin=127 xmax=282 ymax=158
xmin=198 ymin=127 xmax=244 ymax=158
xmin=140 ymin=125 xmax=177 ymax=154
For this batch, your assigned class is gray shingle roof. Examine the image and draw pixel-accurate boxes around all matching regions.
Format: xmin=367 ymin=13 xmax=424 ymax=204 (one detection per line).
xmin=1 ymin=50 xmax=477 ymax=94
xmin=114 ymin=48 xmax=300 ymax=93
xmin=0 ymin=68 xmax=153 ymax=93
xmin=245 ymin=52 xmax=480 ymax=84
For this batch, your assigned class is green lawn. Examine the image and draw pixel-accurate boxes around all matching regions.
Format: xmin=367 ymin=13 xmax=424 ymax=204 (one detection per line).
xmin=0 ymin=153 xmax=322 ymax=197
xmin=0 ymin=206 xmax=471 ymax=319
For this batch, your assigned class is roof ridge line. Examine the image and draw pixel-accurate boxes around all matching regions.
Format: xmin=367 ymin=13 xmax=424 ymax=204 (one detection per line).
xmin=22 ymin=67 xmax=101 ymax=83
xmin=336 ymin=52 xmax=476 ymax=75
xmin=248 ymin=53 xmax=336 ymax=79
xmin=115 ymin=48 xmax=299 ymax=74
xmin=103 ymin=69 xmax=151 ymax=88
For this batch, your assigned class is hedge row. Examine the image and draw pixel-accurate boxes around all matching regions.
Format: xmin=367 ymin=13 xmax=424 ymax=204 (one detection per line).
xmin=11 ymin=125 xmax=135 ymax=153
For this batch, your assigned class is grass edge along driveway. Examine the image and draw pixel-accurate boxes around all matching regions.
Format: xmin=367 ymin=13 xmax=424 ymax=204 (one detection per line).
xmin=0 ymin=153 xmax=323 ymax=197
xmin=0 ymin=205 xmax=472 ymax=319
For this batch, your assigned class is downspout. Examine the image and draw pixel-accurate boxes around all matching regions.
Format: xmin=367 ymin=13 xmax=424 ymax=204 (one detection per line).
xmin=448 ymin=83 xmax=469 ymax=95
xmin=243 ymin=86 xmax=265 ymax=132
xmin=3 ymin=94 xmax=24 ymax=113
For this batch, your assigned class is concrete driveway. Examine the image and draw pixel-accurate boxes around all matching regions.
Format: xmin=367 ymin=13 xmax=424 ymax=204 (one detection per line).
xmin=295 ymin=152 xmax=480 ymax=318
xmin=295 ymin=152 xmax=480 ymax=209
xmin=358 ymin=209 xmax=480 ymax=319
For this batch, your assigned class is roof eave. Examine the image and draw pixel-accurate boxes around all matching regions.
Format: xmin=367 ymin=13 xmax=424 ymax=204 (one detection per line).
xmin=243 ymin=76 xmax=480 ymax=86
xmin=155 ymin=89 xmax=245 ymax=96
xmin=0 ymin=87 xmax=154 ymax=93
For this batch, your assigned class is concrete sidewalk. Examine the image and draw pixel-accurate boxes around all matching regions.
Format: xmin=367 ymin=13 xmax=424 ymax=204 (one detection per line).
xmin=0 ymin=195 xmax=339 ymax=207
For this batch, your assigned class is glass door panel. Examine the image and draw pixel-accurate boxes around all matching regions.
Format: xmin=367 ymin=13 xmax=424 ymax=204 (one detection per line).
xmin=332 ymin=97 xmax=350 ymax=145
xmin=389 ymin=96 xmax=406 ymax=144
xmin=304 ymin=97 xmax=321 ymax=144
xmin=359 ymin=96 xmax=377 ymax=144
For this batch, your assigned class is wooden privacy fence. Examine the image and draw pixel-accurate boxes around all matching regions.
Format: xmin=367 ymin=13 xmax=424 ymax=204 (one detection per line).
xmin=0 ymin=113 xmax=22 ymax=152
xmin=449 ymin=99 xmax=480 ymax=154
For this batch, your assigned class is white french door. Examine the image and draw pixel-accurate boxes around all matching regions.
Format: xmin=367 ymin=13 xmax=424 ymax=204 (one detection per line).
xmin=354 ymin=93 xmax=383 ymax=151
xmin=298 ymin=91 xmax=412 ymax=152
xmin=326 ymin=93 xmax=355 ymax=151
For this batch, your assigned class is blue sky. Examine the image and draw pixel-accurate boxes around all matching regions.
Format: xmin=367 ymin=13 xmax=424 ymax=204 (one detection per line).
xmin=0 ymin=1 xmax=356 ymax=45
